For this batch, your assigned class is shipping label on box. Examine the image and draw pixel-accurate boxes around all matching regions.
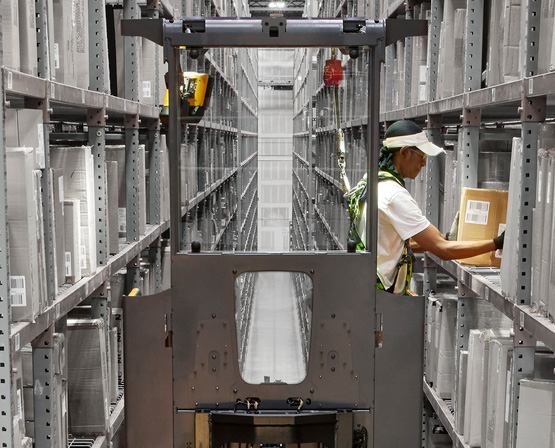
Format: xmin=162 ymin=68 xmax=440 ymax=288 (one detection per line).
xmin=457 ymin=188 xmax=508 ymax=267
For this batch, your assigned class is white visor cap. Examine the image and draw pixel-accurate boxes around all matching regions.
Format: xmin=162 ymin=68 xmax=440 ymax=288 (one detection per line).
xmin=383 ymin=131 xmax=445 ymax=156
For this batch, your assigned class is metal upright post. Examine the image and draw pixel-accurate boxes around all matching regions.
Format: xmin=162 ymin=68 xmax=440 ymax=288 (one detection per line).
xmin=404 ymin=1 xmax=415 ymax=108
xmin=147 ymin=118 xmax=163 ymax=292
xmin=508 ymin=3 xmax=543 ymax=446
xmin=89 ymin=108 xmax=109 ymax=266
xmin=0 ymin=9 xmax=15 ymax=446
xmin=427 ymin=0 xmax=443 ymax=102
xmin=32 ymin=328 xmax=57 ymax=448
xmin=89 ymin=0 xmax=107 ymax=92
xmin=125 ymin=113 xmax=141 ymax=242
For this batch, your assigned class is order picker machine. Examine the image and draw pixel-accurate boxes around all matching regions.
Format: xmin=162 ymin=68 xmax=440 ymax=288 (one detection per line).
xmin=121 ymin=16 xmax=427 ymax=448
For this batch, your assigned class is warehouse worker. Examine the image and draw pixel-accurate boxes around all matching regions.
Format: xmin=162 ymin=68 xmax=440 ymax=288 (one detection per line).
xmin=347 ymin=120 xmax=504 ymax=295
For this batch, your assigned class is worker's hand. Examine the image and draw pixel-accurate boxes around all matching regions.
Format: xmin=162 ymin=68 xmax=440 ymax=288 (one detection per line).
xmin=493 ymin=231 xmax=505 ymax=250
xmin=445 ymin=212 xmax=459 ymax=240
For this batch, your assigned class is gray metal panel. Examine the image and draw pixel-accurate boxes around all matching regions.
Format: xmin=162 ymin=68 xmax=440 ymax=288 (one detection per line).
xmin=374 ymin=288 xmax=425 ymax=448
xmin=124 ymin=0 xmax=139 ymax=102
xmin=171 ymin=252 xmax=376 ymax=410
xmin=124 ymin=289 xmax=173 ymax=447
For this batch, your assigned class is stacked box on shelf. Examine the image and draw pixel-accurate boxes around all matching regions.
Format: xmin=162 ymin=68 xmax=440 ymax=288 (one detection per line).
xmin=6 ymin=148 xmax=47 ymax=322
xmin=67 ymin=319 xmax=110 ymax=435
xmin=543 ymin=146 xmax=555 ymax=315
xmin=105 ymin=145 xmax=147 ymax=238
xmin=50 ymin=168 xmax=66 ymax=290
xmin=485 ymin=337 xmax=512 ymax=448
xmin=485 ymin=0 xmax=506 ymax=87
xmin=411 ymin=2 xmax=430 ymax=106
xmin=18 ymin=0 xmax=38 ymax=76
xmin=515 ymin=379 xmax=555 ymax=448
xmin=500 ymin=137 xmax=523 ymax=303
xmin=113 ymin=8 xmax=143 ymax=99
xmin=52 ymin=0 xmax=89 ymax=89
xmin=51 ymin=146 xmax=97 ymax=277
xmin=425 ymin=296 xmax=439 ymax=388
xmin=455 ymin=349 xmax=468 ymax=435
xmin=436 ymin=1 xmax=466 ymax=99
xmin=12 ymin=351 xmax=25 ymax=442
xmin=464 ymin=329 xmax=492 ymax=447
xmin=5 ymin=109 xmax=45 ymax=169
xmin=503 ymin=0 xmax=523 ymax=82
xmin=1 ymin=0 xmax=20 ymax=71
xmin=434 ymin=294 xmax=457 ymax=399
xmin=141 ymin=37 xmax=165 ymax=106
xmin=64 ymin=199 xmax=82 ymax=284
xmin=539 ymin=0 xmax=555 ymax=75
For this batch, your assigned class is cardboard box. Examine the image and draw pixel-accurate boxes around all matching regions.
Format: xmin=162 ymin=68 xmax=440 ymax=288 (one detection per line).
xmin=457 ymin=188 xmax=508 ymax=267
xmin=434 ymin=295 xmax=457 ymax=399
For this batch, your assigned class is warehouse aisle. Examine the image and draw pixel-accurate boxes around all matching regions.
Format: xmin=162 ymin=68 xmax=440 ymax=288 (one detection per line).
xmin=241 ymin=272 xmax=306 ymax=384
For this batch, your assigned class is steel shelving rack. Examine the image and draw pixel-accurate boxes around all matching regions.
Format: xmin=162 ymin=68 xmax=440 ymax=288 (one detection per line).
xmin=291 ymin=0 xmax=555 ymax=447
xmin=0 ymin=0 xmax=257 ymax=446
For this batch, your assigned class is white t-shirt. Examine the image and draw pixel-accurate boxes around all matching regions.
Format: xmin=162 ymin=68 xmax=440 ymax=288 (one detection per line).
xmin=376 ymin=179 xmax=430 ymax=292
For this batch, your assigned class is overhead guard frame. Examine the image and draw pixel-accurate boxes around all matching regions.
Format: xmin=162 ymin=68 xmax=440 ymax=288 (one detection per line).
xmin=121 ymin=16 xmax=427 ymax=256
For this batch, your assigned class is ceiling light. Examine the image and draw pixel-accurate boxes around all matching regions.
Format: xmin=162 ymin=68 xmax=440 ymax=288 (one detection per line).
xmin=269 ymin=1 xmax=286 ymax=7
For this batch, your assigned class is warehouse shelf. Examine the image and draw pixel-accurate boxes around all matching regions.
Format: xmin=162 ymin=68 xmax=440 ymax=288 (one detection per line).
xmin=10 ymin=221 xmax=169 ymax=352
xmin=426 ymin=251 xmax=555 ymax=356
xmin=3 ymin=68 xmax=160 ymax=121
xmin=423 ymin=380 xmax=470 ymax=448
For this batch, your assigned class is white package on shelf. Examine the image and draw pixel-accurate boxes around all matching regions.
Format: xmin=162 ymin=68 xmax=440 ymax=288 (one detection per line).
xmin=502 ymin=0 xmax=523 ymax=82
xmin=541 ymin=151 xmax=555 ymax=314
xmin=6 ymin=148 xmax=46 ymax=322
xmin=486 ymin=0 xmax=505 ymax=86
xmin=114 ymin=8 xmax=143 ymax=99
xmin=1 ymin=1 xmax=21 ymax=71
xmin=436 ymin=1 xmax=466 ymax=99
xmin=464 ymin=329 xmax=492 ymax=447
xmin=109 ymin=327 xmax=119 ymax=403
xmin=425 ymin=296 xmax=439 ymax=388
xmin=532 ymin=149 xmax=549 ymax=309
xmin=63 ymin=199 xmax=82 ymax=284
xmin=51 ymin=0 xmax=90 ymax=87
xmin=485 ymin=337 xmax=512 ymax=448
xmin=106 ymin=160 xmax=120 ymax=255
xmin=515 ymin=379 xmax=555 ymax=448
xmin=434 ymin=294 xmax=457 ymax=399
xmin=51 ymin=146 xmax=97 ymax=276
xmin=455 ymin=349 xmax=468 ymax=435
xmin=5 ymin=109 xmax=45 ymax=169
xmin=18 ymin=0 xmax=38 ymax=76
xmin=67 ymin=319 xmax=110 ymax=435
xmin=50 ymin=168 xmax=66 ymax=291
xmin=500 ymin=137 xmax=523 ymax=302
xmin=539 ymin=0 xmax=555 ymax=74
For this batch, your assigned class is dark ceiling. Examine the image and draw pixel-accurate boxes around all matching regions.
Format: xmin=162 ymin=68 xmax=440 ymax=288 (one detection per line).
xmin=248 ymin=0 xmax=305 ymax=17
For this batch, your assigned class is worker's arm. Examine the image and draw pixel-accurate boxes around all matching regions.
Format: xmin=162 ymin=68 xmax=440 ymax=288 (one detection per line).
xmin=410 ymin=223 xmax=498 ymax=260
